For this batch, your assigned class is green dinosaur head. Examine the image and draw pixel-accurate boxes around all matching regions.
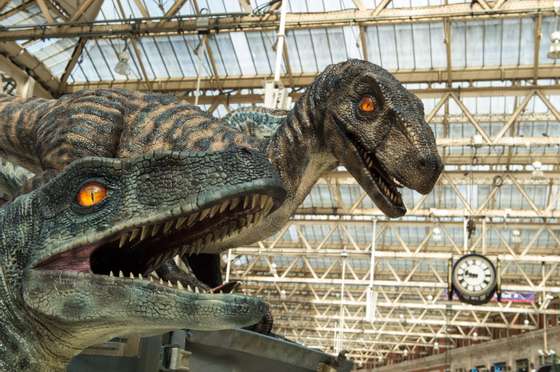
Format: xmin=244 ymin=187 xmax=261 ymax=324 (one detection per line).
xmin=0 ymin=149 xmax=284 ymax=369
xmin=315 ymin=59 xmax=443 ymax=217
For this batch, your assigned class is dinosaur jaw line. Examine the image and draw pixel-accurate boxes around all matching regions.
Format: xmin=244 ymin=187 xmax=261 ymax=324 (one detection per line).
xmin=23 ymin=269 xmax=267 ymax=333
xmin=33 ymin=193 xmax=276 ymax=291
xmin=333 ymin=120 xmax=406 ymax=217
xmin=353 ymin=139 xmax=405 ymax=208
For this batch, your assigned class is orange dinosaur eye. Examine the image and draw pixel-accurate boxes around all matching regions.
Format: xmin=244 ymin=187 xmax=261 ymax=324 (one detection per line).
xmin=359 ymin=96 xmax=376 ymax=112
xmin=77 ymin=182 xmax=107 ymax=207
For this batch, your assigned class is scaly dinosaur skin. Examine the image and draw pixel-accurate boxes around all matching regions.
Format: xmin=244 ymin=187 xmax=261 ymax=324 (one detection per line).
xmin=0 ymin=157 xmax=32 ymax=203
xmin=224 ymin=106 xmax=288 ymax=144
xmin=0 ymin=89 xmax=255 ymax=190
xmin=0 ymin=148 xmax=283 ymax=371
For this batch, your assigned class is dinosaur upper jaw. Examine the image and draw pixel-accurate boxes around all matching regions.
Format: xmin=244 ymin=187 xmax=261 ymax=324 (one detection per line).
xmin=33 ymin=190 xmax=281 ymax=282
xmin=331 ymin=119 xmax=407 ymax=218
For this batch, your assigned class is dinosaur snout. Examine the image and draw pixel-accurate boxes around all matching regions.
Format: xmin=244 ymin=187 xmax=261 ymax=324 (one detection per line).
xmin=414 ymin=152 xmax=443 ymax=194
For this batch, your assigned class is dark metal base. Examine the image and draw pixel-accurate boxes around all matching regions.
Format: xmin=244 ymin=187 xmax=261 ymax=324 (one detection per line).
xmin=68 ymin=329 xmax=353 ymax=372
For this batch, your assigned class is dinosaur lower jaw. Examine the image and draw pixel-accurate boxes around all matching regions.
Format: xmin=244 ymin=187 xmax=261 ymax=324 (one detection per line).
xmin=34 ymin=194 xmax=275 ymax=286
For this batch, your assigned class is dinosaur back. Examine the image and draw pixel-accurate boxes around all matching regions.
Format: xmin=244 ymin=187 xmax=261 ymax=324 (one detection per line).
xmin=222 ymin=107 xmax=287 ymax=149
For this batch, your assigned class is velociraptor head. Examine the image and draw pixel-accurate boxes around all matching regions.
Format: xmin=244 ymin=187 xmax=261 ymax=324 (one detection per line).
xmin=317 ymin=59 xmax=443 ymax=217
xmin=0 ymin=149 xmax=285 ymax=369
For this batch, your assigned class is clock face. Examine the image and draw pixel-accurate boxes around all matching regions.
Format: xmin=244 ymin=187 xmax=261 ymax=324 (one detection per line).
xmin=452 ymin=254 xmax=497 ymax=305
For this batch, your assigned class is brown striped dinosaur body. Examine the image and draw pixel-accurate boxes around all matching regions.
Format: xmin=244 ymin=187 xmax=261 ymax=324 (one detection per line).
xmin=0 ymin=89 xmax=254 ymax=192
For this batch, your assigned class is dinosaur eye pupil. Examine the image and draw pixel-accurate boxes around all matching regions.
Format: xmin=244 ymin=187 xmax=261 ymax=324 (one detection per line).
xmin=77 ymin=182 xmax=107 ymax=207
xmin=359 ymin=96 xmax=376 ymax=113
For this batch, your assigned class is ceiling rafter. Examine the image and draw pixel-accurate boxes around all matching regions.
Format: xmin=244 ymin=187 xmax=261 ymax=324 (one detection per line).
xmin=0 ymin=1 xmax=555 ymax=41
xmin=60 ymin=65 xmax=560 ymax=93
xmin=35 ymin=0 xmax=54 ymax=23
xmin=0 ymin=0 xmax=34 ymax=21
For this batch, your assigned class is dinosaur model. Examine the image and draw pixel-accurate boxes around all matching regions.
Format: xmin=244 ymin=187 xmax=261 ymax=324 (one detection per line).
xmin=0 ymin=59 xmax=443 ymax=294
xmin=208 ymin=59 xmax=443 ymax=252
xmin=0 ymin=148 xmax=285 ymax=371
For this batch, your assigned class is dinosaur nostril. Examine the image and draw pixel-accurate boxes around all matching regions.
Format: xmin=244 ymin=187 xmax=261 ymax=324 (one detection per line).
xmin=418 ymin=154 xmax=442 ymax=173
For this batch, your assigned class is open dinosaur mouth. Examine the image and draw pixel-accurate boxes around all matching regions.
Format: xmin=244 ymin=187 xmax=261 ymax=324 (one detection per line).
xmin=35 ymin=194 xmax=275 ymax=290
xmin=353 ymin=140 xmax=404 ymax=208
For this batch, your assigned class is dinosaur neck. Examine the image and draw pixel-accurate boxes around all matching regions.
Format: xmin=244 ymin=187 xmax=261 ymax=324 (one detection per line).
xmin=265 ymin=87 xmax=337 ymax=209
xmin=0 ymin=96 xmax=52 ymax=172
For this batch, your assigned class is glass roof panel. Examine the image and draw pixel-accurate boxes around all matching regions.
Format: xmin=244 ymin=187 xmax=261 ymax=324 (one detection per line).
xmin=245 ymin=31 xmax=276 ymax=75
xmin=287 ymin=29 xmax=318 ymax=73
xmin=230 ymin=32 xmax=257 ymax=76
xmin=0 ymin=1 xmax=45 ymax=27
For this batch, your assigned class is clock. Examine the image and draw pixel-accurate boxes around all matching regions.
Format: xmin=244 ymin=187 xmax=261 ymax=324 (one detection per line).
xmin=451 ymin=253 xmax=497 ymax=305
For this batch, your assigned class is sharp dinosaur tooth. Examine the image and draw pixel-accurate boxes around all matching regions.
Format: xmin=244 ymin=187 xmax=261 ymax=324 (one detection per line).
xmin=177 ymin=281 xmax=184 ymax=290
xmin=130 ymin=273 xmax=135 ymax=279
xmin=187 ymin=242 xmax=196 ymax=256
xmin=243 ymin=195 xmax=250 ymax=209
xmin=229 ymin=197 xmax=240 ymax=211
xmin=196 ymin=244 xmax=204 ymax=255
xmin=140 ymin=226 xmax=150 ymax=241
xmin=187 ymin=212 xmax=198 ymax=226
xmin=208 ymin=205 xmax=219 ymax=219
xmin=119 ymin=234 xmax=128 ymax=248
xmin=151 ymin=224 xmax=161 ymax=237
xmin=129 ymin=229 xmax=139 ymax=242
xmin=193 ymin=242 xmax=201 ymax=255
xmin=255 ymin=212 xmax=264 ymax=224
xmin=138 ymin=273 xmax=143 ymax=280
xmin=149 ymin=277 xmax=154 ymax=282
xmin=164 ymin=221 xmax=174 ymax=234
xmin=187 ymin=285 xmax=193 ymax=292
xmin=251 ymin=195 xmax=259 ymax=209
xmin=167 ymin=281 xmax=173 ymax=288
xmin=186 ymin=243 xmax=195 ymax=256
xmin=175 ymin=216 xmax=188 ymax=229
xmin=109 ymin=271 xmax=114 ymax=277
xmin=200 ymin=208 xmax=210 ymax=220
xmin=195 ymin=287 xmax=200 ymax=293
xmin=260 ymin=195 xmax=267 ymax=209
xmin=264 ymin=198 xmax=274 ymax=214
xmin=159 ymin=278 xmax=164 ymax=285
xmin=219 ymin=200 xmax=229 ymax=213
xmin=119 ymin=271 xmax=124 ymax=278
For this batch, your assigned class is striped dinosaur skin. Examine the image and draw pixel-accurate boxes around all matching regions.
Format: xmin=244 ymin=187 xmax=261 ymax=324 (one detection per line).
xmin=0 ymin=149 xmax=283 ymax=372
xmin=223 ymin=106 xmax=288 ymax=144
xmin=0 ymin=89 xmax=254 ymax=191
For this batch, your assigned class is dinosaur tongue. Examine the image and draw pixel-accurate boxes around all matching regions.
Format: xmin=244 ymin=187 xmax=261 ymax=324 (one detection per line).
xmin=36 ymin=244 xmax=97 ymax=273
